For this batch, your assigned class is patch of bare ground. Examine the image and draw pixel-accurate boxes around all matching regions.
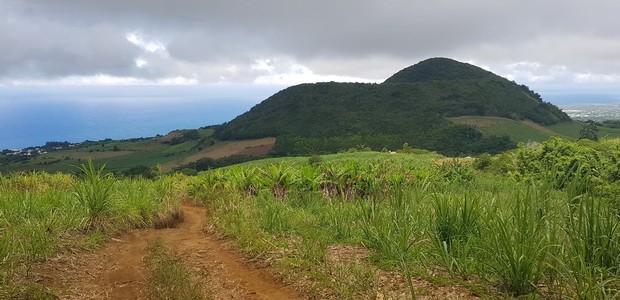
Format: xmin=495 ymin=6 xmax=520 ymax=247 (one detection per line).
xmin=376 ymin=270 xmax=481 ymax=300
xmin=235 ymin=143 xmax=274 ymax=157
xmin=324 ymin=245 xmax=483 ymax=300
xmin=162 ymin=137 xmax=276 ymax=171
xmin=31 ymin=205 xmax=302 ymax=300
xmin=187 ymin=137 xmax=276 ymax=161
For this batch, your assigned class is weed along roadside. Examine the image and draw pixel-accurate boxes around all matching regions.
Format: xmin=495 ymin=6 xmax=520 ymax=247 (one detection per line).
xmin=1 ymin=138 xmax=619 ymax=299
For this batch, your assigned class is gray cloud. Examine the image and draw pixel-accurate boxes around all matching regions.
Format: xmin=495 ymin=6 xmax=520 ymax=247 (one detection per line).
xmin=2 ymin=0 xmax=620 ymax=88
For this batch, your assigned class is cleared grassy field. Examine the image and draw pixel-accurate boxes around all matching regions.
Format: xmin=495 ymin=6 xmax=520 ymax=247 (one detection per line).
xmin=548 ymin=121 xmax=620 ymax=140
xmin=452 ymin=116 xmax=620 ymax=143
xmin=450 ymin=116 xmax=562 ymax=142
xmin=235 ymin=150 xmax=443 ymax=169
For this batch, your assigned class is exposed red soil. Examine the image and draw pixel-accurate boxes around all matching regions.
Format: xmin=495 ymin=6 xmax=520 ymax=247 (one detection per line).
xmin=33 ymin=205 xmax=302 ymax=299
xmin=162 ymin=137 xmax=276 ymax=171
xmin=234 ymin=144 xmax=274 ymax=157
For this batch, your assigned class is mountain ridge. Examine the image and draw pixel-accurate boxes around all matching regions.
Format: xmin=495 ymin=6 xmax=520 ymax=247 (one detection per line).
xmin=214 ymin=57 xmax=570 ymax=156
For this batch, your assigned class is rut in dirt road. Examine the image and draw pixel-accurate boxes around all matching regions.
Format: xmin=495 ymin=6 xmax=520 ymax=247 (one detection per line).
xmin=36 ymin=205 xmax=302 ymax=300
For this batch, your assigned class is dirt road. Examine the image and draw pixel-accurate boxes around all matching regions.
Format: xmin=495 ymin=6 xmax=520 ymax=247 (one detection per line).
xmin=35 ymin=205 xmax=301 ymax=299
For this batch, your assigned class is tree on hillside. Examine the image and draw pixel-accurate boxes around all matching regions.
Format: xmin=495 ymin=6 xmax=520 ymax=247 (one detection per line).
xmin=579 ymin=121 xmax=599 ymax=141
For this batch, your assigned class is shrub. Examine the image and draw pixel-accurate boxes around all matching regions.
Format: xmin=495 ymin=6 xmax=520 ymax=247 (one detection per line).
xmin=307 ymin=155 xmax=322 ymax=165
xmin=473 ymin=153 xmax=492 ymax=170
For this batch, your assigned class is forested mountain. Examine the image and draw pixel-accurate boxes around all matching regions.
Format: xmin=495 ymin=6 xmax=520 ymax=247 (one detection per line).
xmin=214 ymin=58 xmax=570 ymax=156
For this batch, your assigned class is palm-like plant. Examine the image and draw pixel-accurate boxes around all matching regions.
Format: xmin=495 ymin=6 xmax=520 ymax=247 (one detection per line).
xmin=260 ymin=164 xmax=293 ymax=200
xmin=227 ymin=166 xmax=259 ymax=196
xmin=294 ymin=164 xmax=323 ymax=191
xmin=73 ymin=160 xmax=114 ymax=227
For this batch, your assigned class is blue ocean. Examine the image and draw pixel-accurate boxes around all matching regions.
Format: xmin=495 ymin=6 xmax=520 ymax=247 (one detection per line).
xmin=0 ymin=85 xmax=283 ymax=150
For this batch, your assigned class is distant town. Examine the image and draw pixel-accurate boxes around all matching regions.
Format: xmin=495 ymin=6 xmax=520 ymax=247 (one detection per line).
xmin=559 ymin=103 xmax=620 ymax=121
xmin=1 ymin=141 xmax=80 ymax=157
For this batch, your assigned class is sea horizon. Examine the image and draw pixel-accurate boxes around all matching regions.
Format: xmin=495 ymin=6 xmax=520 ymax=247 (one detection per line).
xmin=1 ymin=85 xmax=619 ymax=150
xmin=0 ymin=85 xmax=283 ymax=150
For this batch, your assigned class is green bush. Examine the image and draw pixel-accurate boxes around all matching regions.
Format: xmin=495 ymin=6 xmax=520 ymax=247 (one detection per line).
xmin=307 ymin=155 xmax=322 ymax=165
xmin=473 ymin=153 xmax=492 ymax=170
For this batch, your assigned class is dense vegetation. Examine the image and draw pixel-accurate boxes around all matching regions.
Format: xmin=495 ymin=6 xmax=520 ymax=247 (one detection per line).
xmin=215 ymin=58 xmax=570 ymax=156
xmin=2 ymin=137 xmax=619 ymax=298
xmin=185 ymin=138 xmax=619 ymax=298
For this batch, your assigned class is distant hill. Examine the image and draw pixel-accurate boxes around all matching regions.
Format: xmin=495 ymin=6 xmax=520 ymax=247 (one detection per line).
xmin=215 ymin=58 xmax=571 ymax=156
xmin=383 ymin=58 xmax=570 ymax=124
xmin=384 ymin=57 xmax=495 ymax=83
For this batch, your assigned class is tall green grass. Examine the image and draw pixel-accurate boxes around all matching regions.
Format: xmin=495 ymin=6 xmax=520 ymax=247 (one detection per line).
xmin=73 ymin=160 xmax=114 ymax=226
xmin=0 ymin=169 xmax=184 ymax=297
xmin=482 ymin=188 xmax=556 ymax=295
xmin=191 ymin=153 xmax=620 ymax=298
xmin=562 ymin=195 xmax=620 ymax=298
xmin=431 ymin=193 xmax=480 ymax=275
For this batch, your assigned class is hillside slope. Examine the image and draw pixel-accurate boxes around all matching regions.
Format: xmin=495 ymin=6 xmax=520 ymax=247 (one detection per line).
xmin=215 ymin=58 xmax=570 ymax=156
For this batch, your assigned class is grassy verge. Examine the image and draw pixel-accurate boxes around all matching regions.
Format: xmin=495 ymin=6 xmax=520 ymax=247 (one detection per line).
xmin=0 ymin=164 xmax=185 ymax=298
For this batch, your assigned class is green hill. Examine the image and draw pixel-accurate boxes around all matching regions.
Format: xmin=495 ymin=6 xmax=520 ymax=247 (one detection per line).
xmin=384 ymin=57 xmax=496 ymax=83
xmin=215 ymin=58 xmax=570 ymax=156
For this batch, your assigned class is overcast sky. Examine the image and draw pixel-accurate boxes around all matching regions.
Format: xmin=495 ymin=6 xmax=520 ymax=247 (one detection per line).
xmin=1 ymin=0 xmax=620 ymax=96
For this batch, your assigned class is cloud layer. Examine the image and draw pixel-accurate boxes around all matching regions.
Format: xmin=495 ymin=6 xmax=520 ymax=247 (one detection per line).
xmin=2 ymin=0 xmax=620 ymax=89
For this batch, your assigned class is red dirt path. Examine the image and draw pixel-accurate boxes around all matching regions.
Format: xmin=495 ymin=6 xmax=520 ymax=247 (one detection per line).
xmin=34 ymin=205 xmax=302 ymax=299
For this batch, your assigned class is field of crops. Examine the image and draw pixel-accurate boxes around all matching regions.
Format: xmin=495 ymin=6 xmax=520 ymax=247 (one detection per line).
xmin=186 ymin=139 xmax=620 ymax=299
xmin=2 ymin=138 xmax=619 ymax=299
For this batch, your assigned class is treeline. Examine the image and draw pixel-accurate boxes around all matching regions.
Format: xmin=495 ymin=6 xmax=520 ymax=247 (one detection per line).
xmin=271 ymin=124 xmax=514 ymax=157
xmin=602 ymin=120 xmax=620 ymax=128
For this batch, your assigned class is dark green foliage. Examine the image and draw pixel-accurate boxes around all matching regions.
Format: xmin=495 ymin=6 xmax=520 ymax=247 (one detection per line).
xmin=123 ymin=165 xmax=156 ymax=179
xmin=180 ymin=155 xmax=257 ymax=171
xmin=182 ymin=130 xmax=201 ymax=141
xmin=307 ymin=155 xmax=322 ymax=165
xmin=43 ymin=141 xmax=71 ymax=150
xmin=215 ymin=58 xmax=567 ymax=156
xmin=0 ymin=155 xmax=28 ymax=165
xmin=579 ymin=120 xmax=599 ymax=141
xmin=473 ymin=153 xmax=492 ymax=170
xmin=494 ymin=137 xmax=620 ymax=198
xmin=602 ymin=120 xmax=620 ymax=129
xmin=167 ymin=130 xmax=202 ymax=145
xmin=438 ymin=160 xmax=474 ymax=184
xmin=384 ymin=57 xmax=495 ymax=83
